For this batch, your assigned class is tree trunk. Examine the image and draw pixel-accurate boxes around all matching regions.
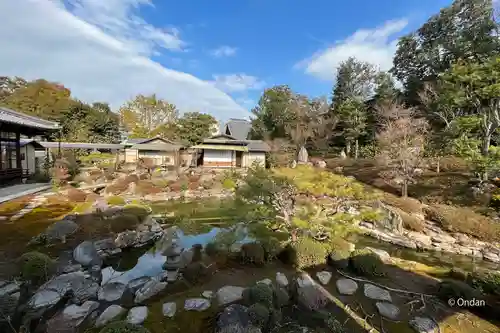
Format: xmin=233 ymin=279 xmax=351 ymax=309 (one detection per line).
xmin=346 ymin=142 xmax=351 ymax=157
xmin=401 ymin=180 xmax=408 ymax=198
xmin=436 ymin=157 xmax=440 ymax=174
xmin=481 ymin=133 xmax=491 ymax=156
xmin=354 ymin=139 xmax=359 ymax=159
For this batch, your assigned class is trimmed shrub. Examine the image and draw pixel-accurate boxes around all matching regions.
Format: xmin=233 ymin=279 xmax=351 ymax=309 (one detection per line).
xmin=248 ymin=303 xmax=270 ymax=328
xmin=282 ymin=237 xmax=329 ymax=269
xmin=466 ymin=270 xmax=500 ymax=296
xmin=183 ymin=262 xmax=208 ymax=284
xmin=19 ymin=251 xmax=54 ymax=284
xmin=349 ymin=249 xmax=386 ymax=277
xmin=328 ymin=238 xmax=354 ymax=269
xmin=204 ymin=242 xmax=219 ymax=257
xmin=242 ymin=284 xmax=274 ymax=307
xmin=107 ymin=196 xmax=126 ymax=206
xmin=449 ymin=268 xmax=468 ymax=282
xmin=98 ymin=321 xmax=150 ymax=333
xmin=240 ymin=243 xmax=265 ymax=266
xmin=424 ymin=204 xmax=500 ymax=242
xmin=325 ymin=314 xmax=346 ymax=333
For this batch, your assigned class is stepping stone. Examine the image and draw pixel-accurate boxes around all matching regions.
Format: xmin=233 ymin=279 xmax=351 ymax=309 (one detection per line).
xmin=216 ymin=286 xmax=245 ymax=306
xmin=202 ymin=290 xmax=214 ymax=299
xmin=127 ymin=306 xmax=148 ymax=325
xmin=363 ymin=284 xmax=392 ymax=302
xmin=95 ymin=305 xmax=126 ymax=327
xmin=316 ymin=271 xmax=332 ymax=285
xmin=276 ymin=272 xmax=288 ymax=287
xmin=336 ymin=279 xmax=358 ymax=295
xmin=184 ymin=298 xmax=210 ymax=311
xmin=375 ymin=302 xmax=400 ymax=320
xmin=162 ymin=302 xmax=176 ymax=317
xmin=409 ymin=317 xmax=439 ymax=333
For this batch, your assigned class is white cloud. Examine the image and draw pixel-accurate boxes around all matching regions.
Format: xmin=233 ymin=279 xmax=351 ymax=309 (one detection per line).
xmin=298 ymin=19 xmax=408 ymax=81
xmin=64 ymin=0 xmax=185 ymax=56
xmin=0 ymin=0 xmax=247 ymax=120
xmin=211 ymin=74 xmax=266 ymax=93
xmin=236 ymin=98 xmax=256 ymax=110
xmin=210 ymin=46 xmax=238 ymax=58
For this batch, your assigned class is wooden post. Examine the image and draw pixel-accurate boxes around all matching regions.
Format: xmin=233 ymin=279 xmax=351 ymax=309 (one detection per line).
xmin=15 ymin=130 xmax=21 ymax=171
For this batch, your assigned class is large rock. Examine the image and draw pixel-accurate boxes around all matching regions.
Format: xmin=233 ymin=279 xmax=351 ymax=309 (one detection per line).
xmin=363 ymin=284 xmax=392 ymax=302
xmin=72 ymin=279 xmax=99 ymax=304
xmin=0 ymin=292 xmax=20 ymax=322
xmin=115 ymin=231 xmax=139 ymax=248
xmin=316 ymin=271 xmax=332 ymax=285
xmin=376 ymin=203 xmax=403 ymax=234
xmin=336 ymin=279 xmax=358 ymax=295
xmin=98 ymin=282 xmax=127 ymax=303
xmin=73 ymin=241 xmax=102 ymax=267
xmin=28 ymin=272 xmax=86 ymax=312
xmin=293 ymin=273 xmax=329 ymax=311
xmin=216 ymin=304 xmax=253 ymax=333
xmin=36 ymin=219 xmax=79 ymax=244
xmin=127 ymin=306 xmax=148 ymax=325
xmin=95 ymin=305 xmax=126 ymax=327
xmin=134 ymin=279 xmax=167 ymax=304
xmin=127 ymin=276 xmax=152 ymax=294
xmin=216 ymin=286 xmax=245 ymax=306
xmin=61 ymin=300 xmax=99 ymax=326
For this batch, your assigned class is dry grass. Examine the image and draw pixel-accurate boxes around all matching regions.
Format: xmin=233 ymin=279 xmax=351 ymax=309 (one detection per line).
xmin=424 ymin=204 xmax=500 ymax=242
xmin=398 ymin=209 xmax=425 ymax=232
xmin=65 ymin=188 xmax=88 ymax=202
xmin=0 ymin=196 xmax=33 ymax=217
xmin=382 ymin=194 xmax=423 ymax=214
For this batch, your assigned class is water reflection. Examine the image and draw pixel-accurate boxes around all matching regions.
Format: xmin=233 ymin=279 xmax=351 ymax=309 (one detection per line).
xmin=101 ymin=225 xmax=252 ymax=285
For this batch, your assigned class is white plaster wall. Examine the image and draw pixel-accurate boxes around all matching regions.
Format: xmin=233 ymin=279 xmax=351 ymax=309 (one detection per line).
xmin=247 ymin=152 xmax=266 ymax=167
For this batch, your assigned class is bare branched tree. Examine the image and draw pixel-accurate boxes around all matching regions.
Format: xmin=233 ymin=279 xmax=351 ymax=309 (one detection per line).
xmin=376 ymin=102 xmax=428 ymax=197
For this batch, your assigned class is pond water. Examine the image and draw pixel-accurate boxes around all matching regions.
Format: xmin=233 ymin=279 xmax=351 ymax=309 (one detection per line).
xmin=349 ymin=233 xmax=500 ymax=271
xmin=101 ymin=225 xmax=253 ymax=285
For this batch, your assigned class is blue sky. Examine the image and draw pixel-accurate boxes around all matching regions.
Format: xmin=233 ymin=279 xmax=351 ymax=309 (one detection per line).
xmin=0 ymin=0 xmax=452 ymax=122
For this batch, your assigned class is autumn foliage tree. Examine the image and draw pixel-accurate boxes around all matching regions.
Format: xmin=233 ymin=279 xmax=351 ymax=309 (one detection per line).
xmin=376 ymin=102 xmax=428 ymax=197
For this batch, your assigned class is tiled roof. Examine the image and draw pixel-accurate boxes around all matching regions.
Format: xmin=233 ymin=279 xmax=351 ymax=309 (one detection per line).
xmin=246 ymin=140 xmax=270 ymax=152
xmin=39 ymin=142 xmax=124 ymax=149
xmin=224 ymin=119 xmax=251 ymax=140
xmin=0 ymin=106 xmax=59 ymax=130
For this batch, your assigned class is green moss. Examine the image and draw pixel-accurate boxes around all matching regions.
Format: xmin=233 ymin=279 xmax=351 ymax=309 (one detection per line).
xmin=222 ymin=178 xmax=236 ymax=190
xmin=282 ymin=237 xmax=329 ymax=269
xmin=107 ymin=196 xmax=126 ymax=206
xmin=99 ymin=321 xmax=150 ymax=333
xmin=349 ymin=249 xmax=386 ymax=277
xmin=242 ymin=284 xmax=274 ymax=307
xmin=19 ymin=251 xmax=54 ymax=284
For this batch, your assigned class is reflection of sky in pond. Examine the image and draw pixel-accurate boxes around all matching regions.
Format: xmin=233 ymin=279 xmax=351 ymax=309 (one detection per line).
xmin=101 ymin=226 xmax=253 ymax=285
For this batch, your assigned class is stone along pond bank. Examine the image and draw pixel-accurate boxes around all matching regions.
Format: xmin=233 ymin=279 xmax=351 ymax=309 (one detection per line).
xmin=2 ymin=208 xmax=499 ymax=333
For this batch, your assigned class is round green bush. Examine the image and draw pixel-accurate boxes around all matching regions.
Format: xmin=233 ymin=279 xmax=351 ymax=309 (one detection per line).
xmin=466 ymin=270 xmax=500 ymax=296
xmin=240 ymin=242 xmax=265 ymax=266
xmin=248 ymin=303 xmax=270 ymax=328
xmin=99 ymin=321 xmax=150 ymax=333
xmin=284 ymin=237 xmax=329 ymax=269
xmin=259 ymin=237 xmax=285 ymax=262
xmin=204 ymin=242 xmax=219 ymax=257
xmin=349 ymin=249 xmax=385 ymax=277
xmin=328 ymin=238 xmax=353 ymax=270
xmin=273 ymin=286 xmax=290 ymax=308
xmin=19 ymin=251 xmax=54 ymax=284
xmin=242 ymin=283 xmax=274 ymax=307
